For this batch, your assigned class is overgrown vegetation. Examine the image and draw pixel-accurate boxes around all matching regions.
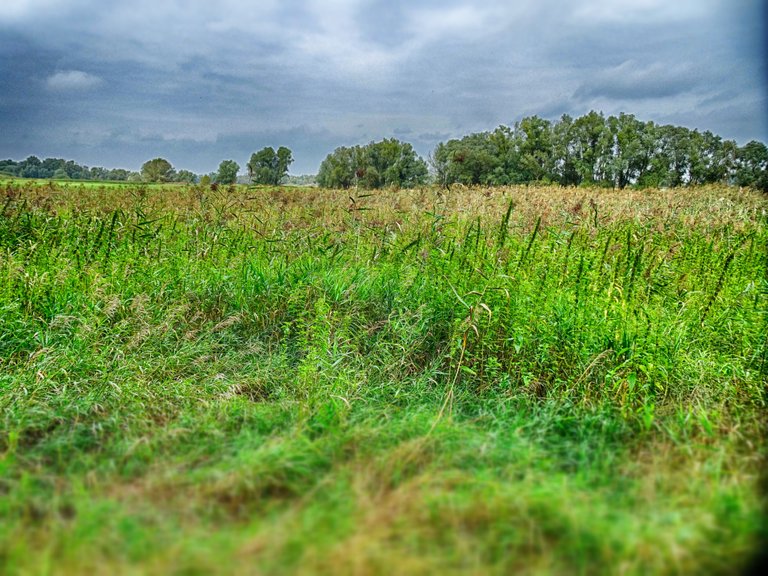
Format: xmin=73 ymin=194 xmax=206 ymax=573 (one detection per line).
xmin=0 ymin=180 xmax=766 ymax=574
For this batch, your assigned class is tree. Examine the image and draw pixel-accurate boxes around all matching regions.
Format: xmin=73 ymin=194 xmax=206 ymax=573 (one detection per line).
xmin=688 ymin=132 xmax=736 ymax=185
xmin=735 ymin=141 xmax=768 ymax=191
xmin=215 ymin=160 xmax=239 ymax=184
xmin=317 ymin=146 xmax=358 ymax=189
xmin=175 ymin=169 xmax=198 ymax=184
xmin=141 ymin=158 xmax=175 ymax=182
xmin=317 ymin=139 xmax=428 ymax=189
xmin=247 ymin=146 xmax=293 ymax=185
xmin=515 ymin=116 xmax=554 ymax=182
xmin=20 ymin=156 xmax=42 ymax=178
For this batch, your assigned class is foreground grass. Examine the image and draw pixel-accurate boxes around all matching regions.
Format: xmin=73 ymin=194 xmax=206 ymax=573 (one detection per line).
xmin=1 ymin=182 xmax=766 ymax=574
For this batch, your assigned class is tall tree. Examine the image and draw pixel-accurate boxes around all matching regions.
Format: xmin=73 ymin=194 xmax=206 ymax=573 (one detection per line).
xmin=247 ymin=146 xmax=293 ymax=185
xmin=317 ymin=139 xmax=428 ymax=189
xmin=317 ymin=146 xmax=358 ymax=189
xmin=215 ymin=160 xmax=240 ymax=184
xmin=515 ymin=116 xmax=554 ymax=182
xmin=175 ymin=169 xmax=198 ymax=184
xmin=735 ymin=141 xmax=768 ymax=191
xmin=141 ymin=158 xmax=175 ymax=182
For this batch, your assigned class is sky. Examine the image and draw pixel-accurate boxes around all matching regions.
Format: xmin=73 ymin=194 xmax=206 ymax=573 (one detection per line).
xmin=1 ymin=0 xmax=766 ymax=175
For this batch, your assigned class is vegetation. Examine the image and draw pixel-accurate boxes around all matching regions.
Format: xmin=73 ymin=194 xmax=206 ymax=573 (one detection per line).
xmin=3 ymin=111 xmax=767 ymax=192
xmin=0 ymin=157 xmax=138 ymax=181
xmin=141 ymin=157 xmax=176 ymax=183
xmin=0 ymin=179 xmax=765 ymax=574
xmin=247 ymin=146 xmax=294 ymax=185
xmin=216 ymin=160 xmax=240 ymax=185
xmin=317 ymin=138 xmax=429 ymax=189
xmin=432 ymin=112 xmax=768 ymax=190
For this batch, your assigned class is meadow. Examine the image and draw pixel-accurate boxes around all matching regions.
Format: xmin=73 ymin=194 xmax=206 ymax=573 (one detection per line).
xmin=0 ymin=180 xmax=766 ymax=574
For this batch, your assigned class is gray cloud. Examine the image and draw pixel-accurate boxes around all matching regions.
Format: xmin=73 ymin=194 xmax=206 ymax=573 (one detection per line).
xmin=0 ymin=0 xmax=765 ymax=174
xmin=46 ymin=70 xmax=103 ymax=91
xmin=574 ymin=61 xmax=703 ymax=101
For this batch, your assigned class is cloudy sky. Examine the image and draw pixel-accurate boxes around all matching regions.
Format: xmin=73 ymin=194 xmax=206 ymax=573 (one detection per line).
xmin=1 ymin=0 xmax=766 ymax=175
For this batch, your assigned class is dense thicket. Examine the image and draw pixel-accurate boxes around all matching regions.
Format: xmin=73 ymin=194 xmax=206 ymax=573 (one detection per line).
xmin=317 ymin=138 xmax=428 ymax=189
xmin=432 ymin=112 xmax=768 ymax=190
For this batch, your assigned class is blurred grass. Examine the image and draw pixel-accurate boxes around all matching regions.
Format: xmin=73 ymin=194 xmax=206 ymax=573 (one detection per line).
xmin=0 ymin=181 xmax=766 ymax=574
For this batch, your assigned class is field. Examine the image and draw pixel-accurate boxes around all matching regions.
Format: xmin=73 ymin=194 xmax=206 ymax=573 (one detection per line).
xmin=1 ymin=180 xmax=766 ymax=575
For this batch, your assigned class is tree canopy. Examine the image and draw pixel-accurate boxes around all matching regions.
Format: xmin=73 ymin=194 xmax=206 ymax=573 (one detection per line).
xmin=0 ymin=157 xmax=138 ymax=181
xmin=2 ymin=110 xmax=766 ymax=192
xmin=317 ymin=139 xmax=428 ymax=189
xmin=247 ymin=147 xmax=293 ymax=185
xmin=141 ymin=158 xmax=175 ymax=183
xmin=430 ymin=112 xmax=768 ymax=191
xmin=216 ymin=160 xmax=240 ymax=184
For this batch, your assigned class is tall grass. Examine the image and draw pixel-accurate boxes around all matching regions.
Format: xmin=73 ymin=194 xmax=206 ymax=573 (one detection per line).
xmin=1 ymin=181 xmax=766 ymax=574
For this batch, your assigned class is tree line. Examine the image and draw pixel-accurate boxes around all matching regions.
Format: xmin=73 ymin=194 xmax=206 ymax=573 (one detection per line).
xmin=0 ymin=146 xmax=295 ymax=186
xmin=429 ymin=112 xmax=768 ymax=191
xmin=314 ymin=112 xmax=766 ymax=191
xmin=3 ymin=111 xmax=766 ymax=191
xmin=0 ymin=157 xmax=140 ymax=182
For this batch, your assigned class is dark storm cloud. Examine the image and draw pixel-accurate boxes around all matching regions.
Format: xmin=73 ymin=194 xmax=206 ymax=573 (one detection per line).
xmin=0 ymin=0 xmax=765 ymax=174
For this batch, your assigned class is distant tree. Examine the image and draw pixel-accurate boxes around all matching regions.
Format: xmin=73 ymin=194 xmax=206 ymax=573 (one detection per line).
xmin=109 ymin=169 xmax=133 ymax=181
xmin=247 ymin=146 xmax=293 ymax=185
xmin=318 ymin=139 xmax=427 ymax=189
xmin=431 ymin=132 xmax=505 ymax=186
xmin=141 ymin=158 xmax=175 ymax=182
xmin=688 ymin=132 xmax=737 ymax=185
xmin=20 ymin=156 xmax=42 ymax=178
xmin=52 ymin=168 xmax=69 ymax=180
xmin=371 ymin=139 xmax=428 ymax=188
xmin=735 ymin=141 xmax=768 ymax=191
xmin=317 ymin=146 xmax=358 ymax=189
xmin=515 ymin=116 xmax=555 ymax=182
xmin=199 ymin=174 xmax=212 ymax=187
xmin=215 ymin=160 xmax=240 ymax=184
xmin=175 ymin=169 xmax=198 ymax=184
xmin=0 ymin=159 xmax=19 ymax=176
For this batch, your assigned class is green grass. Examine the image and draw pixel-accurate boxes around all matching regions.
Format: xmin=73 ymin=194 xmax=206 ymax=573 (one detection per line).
xmin=1 ymin=181 xmax=766 ymax=574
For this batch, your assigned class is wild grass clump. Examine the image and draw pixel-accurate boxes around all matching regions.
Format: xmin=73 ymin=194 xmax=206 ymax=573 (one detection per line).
xmin=1 ymin=181 xmax=766 ymax=574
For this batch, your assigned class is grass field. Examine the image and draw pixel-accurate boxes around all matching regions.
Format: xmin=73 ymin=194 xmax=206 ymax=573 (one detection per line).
xmin=1 ymin=180 xmax=766 ymax=574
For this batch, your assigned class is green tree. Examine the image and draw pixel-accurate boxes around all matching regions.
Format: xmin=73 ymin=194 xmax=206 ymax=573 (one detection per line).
xmin=175 ymin=169 xmax=198 ymax=184
xmin=365 ymin=139 xmax=428 ymax=188
xmin=688 ymin=132 xmax=736 ymax=185
xmin=317 ymin=146 xmax=358 ymax=189
xmin=431 ymin=133 xmax=501 ymax=186
xmin=515 ymin=116 xmax=554 ymax=182
xmin=569 ymin=111 xmax=611 ymax=185
xmin=605 ymin=114 xmax=656 ymax=188
xmin=20 ymin=156 xmax=42 ymax=178
xmin=317 ymin=139 xmax=428 ymax=189
xmin=247 ymin=146 xmax=293 ymax=185
xmin=141 ymin=158 xmax=175 ymax=182
xmin=735 ymin=141 xmax=768 ymax=191
xmin=215 ymin=160 xmax=240 ymax=184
